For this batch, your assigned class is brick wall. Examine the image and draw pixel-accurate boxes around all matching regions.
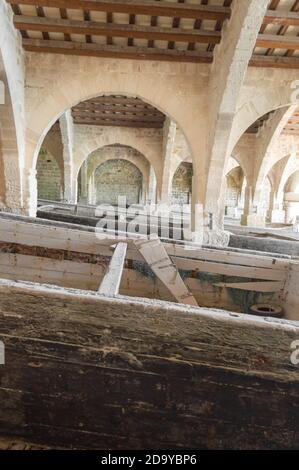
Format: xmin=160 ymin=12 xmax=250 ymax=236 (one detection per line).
xmin=36 ymin=149 xmax=62 ymax=201
xmin=171 ymin=162 xmax=193 ymax=205
xmin=94 ymin=159 xmax=143 ymax=206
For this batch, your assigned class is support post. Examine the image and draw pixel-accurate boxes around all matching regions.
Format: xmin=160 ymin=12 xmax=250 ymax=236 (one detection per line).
xmin=98 ymin=242 xmax=127 ymax=296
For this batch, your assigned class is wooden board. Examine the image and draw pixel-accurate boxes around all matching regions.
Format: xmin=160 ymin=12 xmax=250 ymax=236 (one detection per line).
xmin=98 ymin=242 xmax=127 ymax=296
xmin=0 ymin=278 xmax=297 ymax=450
xmin=134 ymin=236 xmax=198 ymax=307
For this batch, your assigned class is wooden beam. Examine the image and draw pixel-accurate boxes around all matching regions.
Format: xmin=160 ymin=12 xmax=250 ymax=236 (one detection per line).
xmin=250 ymin=54 xmax=299 ymax=69
xmin=72 ymin=110 xmax=164 ymax=122
xmin=256 ymin=34 xmax=299 ymax=51
xmin=22 ymin=38 xmax=214 ymax=63
xmin=98 ymin=242 xmax=127 ymax=296
xmin=263 ymin=10 xmax=299 ymax=27
xmin=79 ymin=97 xmax=155 ymax=107
xmin=7 ymin=0 xmax=231 ymax=21
xmin=72 ymin=119 xmax=163 ymax=128
xmin=74 ymin=103 xmax=163 ymax=116
xmin=134 ymin=236 xmax=198 ymax=307
xmin=214 ymin=281 xmax=284 ymax=293
xmin=14 ymin=15 xmax=222 ymax=44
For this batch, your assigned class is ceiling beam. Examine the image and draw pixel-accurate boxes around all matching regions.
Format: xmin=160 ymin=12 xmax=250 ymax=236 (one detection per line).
xmin=256 ymin=33 xmax=299 ymax=51
xmin=74 ymin=104 xmax=163 ymax=116
xmin=250 ymin=54 xmax=299 ymax=69
xmin=72 ymin=111 xmax=165 ymax=122
xmin=22 ymin=38 xmax=214 ymax=63
xmin=14 ymin=15 xmax=222 ymax=44
xmin=79 ymin=97 xmax=156 ymax=107
xmin=72 ymin=119 xmax=163 ymax=128
xmin=7 ymin=0 xmax=231 ymax=21
xmin=263 ymin=10 xmax=299 ymax=27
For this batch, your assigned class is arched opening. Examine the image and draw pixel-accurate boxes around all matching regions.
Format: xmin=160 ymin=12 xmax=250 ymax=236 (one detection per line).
xmin=171 ymin=162 xmax=193 ymax=206
xmin=77 ymin=144 xmax=150 ymax=206
xmin=30 ymin=93 xmax=194 ymax=217
xmin=284 ymin=170 xmax=299 ymax=225
xmin=260 ymin=176 xmax=272 ymax=218
xmin=36 ymin=148 xmax=63 ymax=202
xmin=225 ymin=166 xmax=244 ymax=219
xmin=94 ymin=159 xmax=143 ymax=206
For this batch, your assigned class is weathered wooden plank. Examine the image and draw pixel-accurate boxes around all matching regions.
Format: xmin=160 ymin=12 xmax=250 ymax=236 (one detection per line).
xmin=214 ymin=281 xmax=284 ymax=292
xmin=176 ymin=257 xmax=286 ymax=281
xmin=0 ymin=279 xmax=297 ymax=449
xmin=134 ymin=236 xmax=198 ymax=306
xmin=0 ymin=217 xmax=290 ymax=270
xmin=98 ymin=242 xmax=127 ymax=296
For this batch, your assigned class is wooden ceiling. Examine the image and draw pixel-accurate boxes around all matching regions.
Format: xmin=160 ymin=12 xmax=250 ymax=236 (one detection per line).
xmin=8 ymin=0 xmax=233 ymax=64
xmin=252 ymin=0 xmax=299 ymax=69
xmin=7 ymin=1 xmax=299 ymax=68
xmin=282 ymin=107 xmax=299 ymax=134
xmin=71 ymin=95 xmax=166 ymax=128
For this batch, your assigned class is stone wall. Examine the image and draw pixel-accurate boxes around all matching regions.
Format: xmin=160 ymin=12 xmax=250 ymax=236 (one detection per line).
xmin=36 ymin=149 xmax=62 ymax=201
xmin=94 ymin=159 xmax=143 ymax=206
xmin=171 ymin=162 xmax=193 ymax=205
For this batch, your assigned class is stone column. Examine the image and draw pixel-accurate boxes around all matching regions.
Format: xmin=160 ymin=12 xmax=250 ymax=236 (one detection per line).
xmin=148 ymin=165 xmax=157 ymax=205
xmin=80 ymin=160 xmax=88 ymax=203
xmin=160 ymin=119 xmax=176 ymax=207
xmin=60 ymin=111 xmax=77 ymax=204
xmin=285 ymin=201 xmax=299 ymax=225
xmin=241 ymin=185 xmax=266 ymax=227
xmin=268 ymin=191 xmax=285 ymax=224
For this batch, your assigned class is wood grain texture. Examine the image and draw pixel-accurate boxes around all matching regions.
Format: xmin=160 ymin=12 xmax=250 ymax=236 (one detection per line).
xmin=0 ymin=279 xmax=298 ymax=449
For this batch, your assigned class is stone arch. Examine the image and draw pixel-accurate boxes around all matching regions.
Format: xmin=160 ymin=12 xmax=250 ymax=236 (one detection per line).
xmin=26 ymin=60 xmax=200 ymax=173
xmin=78 ymin=144 xmax=150 ymax=205
xmin=73 ymin=126 xmax=160 ymax=184
xmin=171 ymin=161 xmax=193 ymax=206
xmin=23 ymin=53 xmax=203 ymax=214
xmin=230 ymin=67 xmax=299 ymax=153
xmin=278 ymin=157 xmax=299 ymax=197
xmin=283 ymin=170 xmax=299 ymax=224
xmin=0 ymin=2 xmax=25 ymax=211
xmin=225 ymin=156 xmax=242 ymax=177
xmin=224 ymin=166 xmax=244 ymax=217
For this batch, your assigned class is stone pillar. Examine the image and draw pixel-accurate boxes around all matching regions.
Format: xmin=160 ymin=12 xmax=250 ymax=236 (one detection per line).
xmin=60 ymin=111 xmax=77 ymax=204
xmin=80 ymin=160 xmax=88 ymax=203
xmin=268 ymin=191 xmax=285 ymax=224
xmin=88 ymin=173 xmax=96 ymax=205
xmin=285 ymin=201 xmax=299 ymax=225
xmin=148 ymin=165 xmax=157 ymax=205
xmin=160 ymin=119 xmax=176 ymax=207
xmin=241 ymin=185 xmax=266 ymax=227
xmin=23 ymin=167 xmax=37 ymax=217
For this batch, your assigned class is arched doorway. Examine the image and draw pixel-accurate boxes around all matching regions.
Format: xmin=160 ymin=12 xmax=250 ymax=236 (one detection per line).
xmin=284 ymin=170 xmax=299 ymax=224
xmin=171 ymin=162 xmax=193 ymax=205
xmin=225 ymin=166 xmax=244 ymax=218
